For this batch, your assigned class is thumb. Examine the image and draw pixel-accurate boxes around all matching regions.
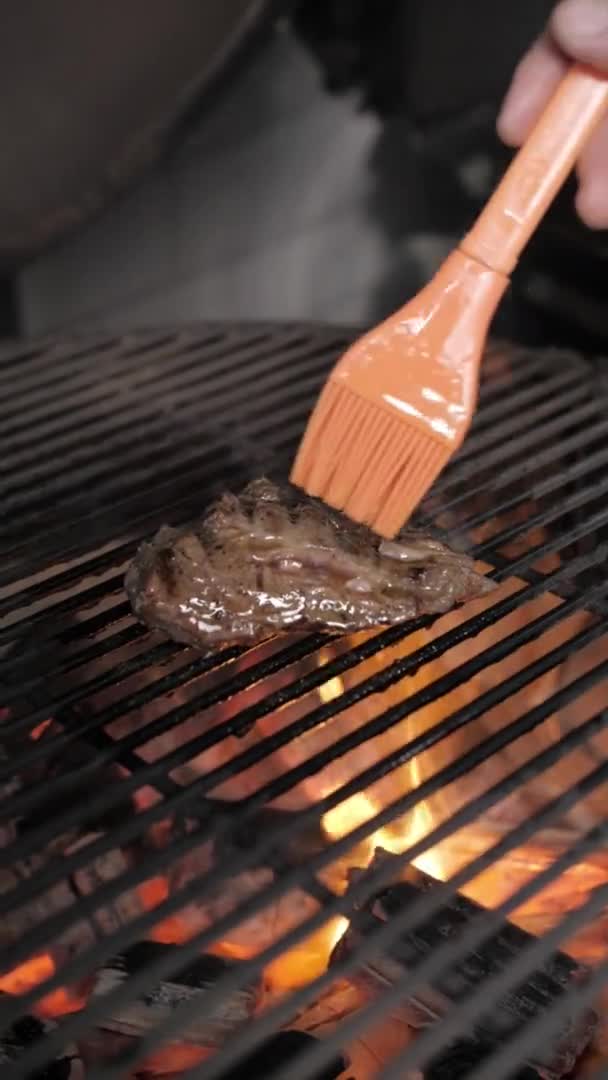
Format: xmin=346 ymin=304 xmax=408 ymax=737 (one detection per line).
xmin=551 ymin=0 xmax=608 ymax=70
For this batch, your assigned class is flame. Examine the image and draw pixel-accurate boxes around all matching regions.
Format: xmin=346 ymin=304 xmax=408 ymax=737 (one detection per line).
xmin=264 ymin=916 xmax=349 ymax=991
xmin=263 ymin=664 xmax=450 ymax=993
xmin=293 ymin=649 xmax=454 ymax=991
xmin=272 ymin=778 xmax=444 ymax=995
xmin=381 ymin=753 xmax=445 ymax=881
xmin=318 ymin=674 xmax=345 ymax=705
xmin=321 ymin=789 xmax=443 ymax=881
xmin=317 ymin=651 xmax=446 ymax=878
xmin=2 ymin=578 xmax=605 ymax=1060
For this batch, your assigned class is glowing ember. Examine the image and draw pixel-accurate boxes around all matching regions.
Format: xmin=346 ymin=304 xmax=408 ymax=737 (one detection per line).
xmin=0 ymin=953 xmax=86 ymax=1017
xmin=0 ymin=953 xmax=54 ymax=996
xmin=270 ymin=662 xmax=453 ymax=997
xmin=139 ymin=1045 xmax=213 ymax=1071
xmin=138 ymin=875 xmax=192 ymax=945
xmin=2 ymin=565 xmax=607 ymax=1077
xmin=29 ymin=718 xmax=53 ymax=741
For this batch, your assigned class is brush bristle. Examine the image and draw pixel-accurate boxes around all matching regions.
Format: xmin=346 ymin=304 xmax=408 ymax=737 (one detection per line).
xmin=291 ymin=382 xmax=451 ymax=537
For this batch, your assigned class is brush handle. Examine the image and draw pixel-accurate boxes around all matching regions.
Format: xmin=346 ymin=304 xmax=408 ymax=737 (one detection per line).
xmin=461 ymin=64 xmax=608 ymax=275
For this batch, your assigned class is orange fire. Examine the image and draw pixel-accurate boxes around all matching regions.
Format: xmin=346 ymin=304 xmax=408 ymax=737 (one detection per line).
xmin=265 ymin=662 xmax=448 ymax=994
xmin=138 ymin=875 xmax=193 ymax=945
xmin=270 ymin=603 xmax=608 ymax=991
xmin=29 ymin=718 xmax=53 ymax=741
xmin=2 ymin=574 xmax=608 ymax=1077
xmin=264 ymin=916 xmax=350 ymax=991
xmin=0 ymin=953 xmax=86 ymax=1017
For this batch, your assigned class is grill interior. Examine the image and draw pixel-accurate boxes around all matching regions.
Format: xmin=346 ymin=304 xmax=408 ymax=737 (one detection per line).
xmin=1 ymin=322 xmax=608 ymax=1079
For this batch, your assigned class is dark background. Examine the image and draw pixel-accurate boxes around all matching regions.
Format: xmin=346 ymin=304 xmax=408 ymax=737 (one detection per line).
xmin=4 ymin=0 xmax=607 ymax=353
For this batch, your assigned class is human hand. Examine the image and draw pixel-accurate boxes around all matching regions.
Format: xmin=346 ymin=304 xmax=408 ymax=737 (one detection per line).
xmin=498 ymin=0 xmax=608 ymax=228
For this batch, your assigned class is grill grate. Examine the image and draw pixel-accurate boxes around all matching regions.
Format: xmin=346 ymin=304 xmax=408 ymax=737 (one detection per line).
xmin=1 ymin=323 xmax=608 ymax=1079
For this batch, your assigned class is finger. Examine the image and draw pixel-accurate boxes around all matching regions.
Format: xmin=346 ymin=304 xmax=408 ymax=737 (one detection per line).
xmin=551 ymin=0 xmax=608 ymax=71
xmin=576 ymin=115 xmax=608 ymax=226
xmin=497 ymin=34 xmax=568 ymax=147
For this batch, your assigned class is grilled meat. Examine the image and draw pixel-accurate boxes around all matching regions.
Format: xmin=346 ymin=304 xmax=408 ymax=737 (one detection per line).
xmin=125 ymin=478 xmax=492 ymax=649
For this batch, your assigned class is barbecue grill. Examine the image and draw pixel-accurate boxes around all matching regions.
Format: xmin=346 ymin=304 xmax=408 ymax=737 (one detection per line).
xmin=1 ymin=321 xmax=608 ymax=1079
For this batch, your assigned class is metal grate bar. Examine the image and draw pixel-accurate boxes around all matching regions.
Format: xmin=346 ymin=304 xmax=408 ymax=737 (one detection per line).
xmin=467 ymin=964 xmax=608 ymax=1080
xmin=457 ymin=358 xmax=584 ymax=430
xmin=0 ymin=573 xmax=130 ymax=644
xmin=0 ymin=622 xmax=148 ymax=710
xmin=0 ymin=335 xmax=232 ymax=478
xmin=0 ymin=328 xmax=269 ymax=442
xmin=5 ymin=672 xmax=608 ymax=1078
xmin=434 ymin=397 xmax=601 ymax=497
xmin=0 ymin=336 xmax=587 ymax=527
xmin=0 ymin=329 xmax=330 ymax=465
xmin=0 ymin=457 xmax=246 ymax=573
xmin=2 ymin=547 xmax=604 ymax=854
xmin=384 ymin=883 xmax=608 ymax=1080
xmin=1 ymin=609 xmax=604 ymax=833
xmin=1 ymin=339 xmax=340 ymax=512
xmin=2 ymin=326 xmax=608 ymax=1079
xmin=2 ymin=615 xmax=607 ymax=1031
xmin=257 ymin=820 xmax=608 ymax=1080
xmin=419 ymin=409 xmax=608 ymax=516
xmin=0 ymin=362 xmax=600 ymax=578
xmin=0 ymin=333 xmax=122 ymax=389
xmin=0 ymin=548 xmax=132 ymax=618
xmin=473 ymin=473 xmax=608 ymax=556
xmin=0 ymin=330 xmax=226 ymax=413
xmin=468 ymin=971 xmax=608 ymax=1080
xmin=3 ymin=398 xmax=606 ymax=619
xmin=454 ymin=438 xmax=608 ymax=536
xmin=1 ymin=333 xmax=203 ymax=418
xmin=449 ymin=372 xmax=587 ymax=460
xmin=0 ymin=598 xmax=133 ymax=669
xmin=0 ymin=632 xmax=329 ymax=810
xmin=2 ymin=533 xmax=606 ymax=878
xmin=3 ymin=451 xmax=604 ymax=712
xmin=69 ymin=729 xmax=608 ymax=1080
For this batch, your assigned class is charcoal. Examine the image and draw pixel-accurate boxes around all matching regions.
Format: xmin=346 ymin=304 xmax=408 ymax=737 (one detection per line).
xmin=425 ymin=1037 xmax=540 ymax=1078
xmin=332 ymin=851 xmax=596 ymax=1079
xmin=77 ymin=1027 xmax=213 ymax=1075
xmin=0 ymin=857 xmax=97 ymax=955
xmin=0 ymin=703 xmax=136 ymax=838
xmin=425 ymin=1038 xmax=539 ymax=1079
xmin=0 ymin=832 xmax=144 ymax=955
xmin=167 ymin=840 xmax=320 ymax=954
xmin=91 ymin=942 xmax=260 ymax=1048
xmin=67 ymin=831 xmax=144 ymax=936
xmin=215 ymin=1030 xmax=347 ymax=1080
xmin=0 ymin=1003 xmax=81 ymax=1078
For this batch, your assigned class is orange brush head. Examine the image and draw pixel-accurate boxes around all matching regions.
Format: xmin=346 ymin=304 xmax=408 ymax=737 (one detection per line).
xmin=292 ymin=65 xmax=608 ymax=537
xmin=291 ymin=251 xmax=508 ymax=537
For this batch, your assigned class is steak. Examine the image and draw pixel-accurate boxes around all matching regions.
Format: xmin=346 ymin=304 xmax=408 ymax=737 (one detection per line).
xmin=125 ymin=478 xmax=492 ymax=649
